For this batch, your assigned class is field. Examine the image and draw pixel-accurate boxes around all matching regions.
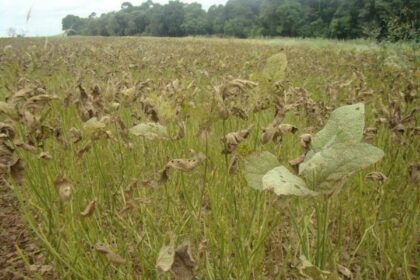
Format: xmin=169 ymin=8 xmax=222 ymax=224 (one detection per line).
xmin=0 ymin=37 xmax=418 ymax=279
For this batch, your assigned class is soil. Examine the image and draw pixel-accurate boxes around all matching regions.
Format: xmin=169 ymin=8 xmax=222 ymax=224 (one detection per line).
xmin=0 ymin=184 xmax=56 ymax=279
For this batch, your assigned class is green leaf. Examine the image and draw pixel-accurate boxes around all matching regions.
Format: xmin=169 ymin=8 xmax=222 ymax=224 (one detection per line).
xmin=312 ymin=103 xmax=364 ymax=152
xmin=262 ymin=166 xmax=317 ymax=196
xmin=129 ymin=122 xmax=168 ymax=140
xmin=245 ymin=151 xmax=279 ymax=190
xmin=300 ymin=143 xmax=385 ymax=185
xmin=262 ymin=53 xmax=288 ymax=82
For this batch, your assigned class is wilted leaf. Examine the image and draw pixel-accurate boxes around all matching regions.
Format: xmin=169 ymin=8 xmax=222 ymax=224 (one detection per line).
xmin=10 ymin=158 xmax=25 ymax=185
xmin=94 ymin=243 xmax=125 ymax=265
xmin=337 ymin=264 xmax=352 ymax=279
xmin=80 ymin=200 xmax=96 ymax=217
xmin=54 ymin=176 xmax=73 ymax=200
xmin=165 ymin=153 xmax=206 ymax=172
xmin=365 ymin=171 xmax=387 ymax=183
xmin=228 ymin=155 xmax=240 ymax=175
xmin=0 ymin=101 xmax=18 ymax=120
xmin=129 ymin=122 xmax=168 ymax=140
xmin=245 ymin=151 xmax=279 ymax=190
xmin=262 ymin=166 xmax=317 ymax=196
xmin=300 ymin=133 xmax=312 ymax=150
xmin=408 ymin=163 xmax=419 ymax=183
xmin=222 ymin=126 xmax=253 ymax=154
xmin=288 ymin=154 xmax=305 ymax=173
xmin=38 ymin=151 xmax=52 ymax=160
xmin=172 ymin=241 xmax=195 ymax=280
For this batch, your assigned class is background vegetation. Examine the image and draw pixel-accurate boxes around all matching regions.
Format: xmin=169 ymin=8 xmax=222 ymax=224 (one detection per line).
xmin=62 ymin=0 xmax=419 ymax=41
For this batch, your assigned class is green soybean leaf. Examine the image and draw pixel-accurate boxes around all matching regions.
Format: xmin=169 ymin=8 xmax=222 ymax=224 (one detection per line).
xmin=262 ymin=166 xmax=317 ymax=196
xmin=300 ymin=143 xmax=384 ymax=185
xmin=311 ymin=103 xmax=365 ymax=152
xmin=262 ymin=53 xmax=288 ymax=82
xmin=245 ymin=151 xmax=279 ymax=190
xmin=129 ymin=122 xmax=168 ymax=140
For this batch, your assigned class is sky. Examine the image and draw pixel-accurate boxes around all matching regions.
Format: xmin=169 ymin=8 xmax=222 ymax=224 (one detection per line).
xmin=0 ymin=0 xmax=227 ymax=37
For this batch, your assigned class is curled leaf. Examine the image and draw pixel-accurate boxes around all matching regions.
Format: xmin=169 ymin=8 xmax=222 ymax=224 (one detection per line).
xmin=80 ymin=200 xmax=96 ymax=217
xmin=365 ymin=171 xmax=387 ymax=183
xmin=222 ymin=126 xmax=253 ymax=154
xmin=300 ymin=133 xmax=312 ymax=150
xmin=94 ymin=243 xmax=125 ymax=265
xmin=54 ymin=176 xmax=73 ymax=200
xmin=38 ymin=151 xmax=52 ymax=160
xmin=10 ymin=158 xmax=25 ymax=185
xmin=165 ymin=153 xmax=206 ymax=172
xmin=172 ymin=241 xmax=195 ymax=280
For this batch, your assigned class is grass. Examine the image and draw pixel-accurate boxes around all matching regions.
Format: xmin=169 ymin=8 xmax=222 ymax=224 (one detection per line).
xmin=0 ymin=36 xmax=418 ymax=279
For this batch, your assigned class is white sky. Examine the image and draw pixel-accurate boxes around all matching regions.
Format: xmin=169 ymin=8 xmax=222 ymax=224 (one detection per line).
xmin=0 ymin=0 xmax=227 ymax=37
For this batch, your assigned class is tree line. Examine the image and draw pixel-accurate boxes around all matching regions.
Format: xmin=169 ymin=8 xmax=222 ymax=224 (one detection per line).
xmin=62 ymin=0 xmax=419 ymax=41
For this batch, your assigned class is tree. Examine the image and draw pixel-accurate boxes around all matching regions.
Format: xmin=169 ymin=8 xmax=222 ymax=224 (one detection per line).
xmin=121 ymin=2 xmax=133 ymax=10
xmin=181 ymin=3 xmax=209 ymax=35
xmin=60 ymin=0 xmax=418 ymax=41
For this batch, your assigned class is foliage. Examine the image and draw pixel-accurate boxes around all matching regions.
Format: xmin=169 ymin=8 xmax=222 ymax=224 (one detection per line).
xmin=0 ymin=37 xmax=418 ymax=279
xmin=62 ymin=0 xmax=419 ymax=41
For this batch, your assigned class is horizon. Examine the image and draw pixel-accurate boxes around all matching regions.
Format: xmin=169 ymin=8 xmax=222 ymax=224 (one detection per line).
xmin=0 ymin=0 xmax=227 ymax=37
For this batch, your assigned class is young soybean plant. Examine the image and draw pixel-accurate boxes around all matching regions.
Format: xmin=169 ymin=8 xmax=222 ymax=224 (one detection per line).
xmin=245 ymin=103 xmax=384 ymax=271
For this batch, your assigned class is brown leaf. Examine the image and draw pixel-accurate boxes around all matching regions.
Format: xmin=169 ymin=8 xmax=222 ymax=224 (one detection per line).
xmin=278 ymin=123 xmax=298 ymax=134
xmin=94 ymin=243 xmax=126 ymax=265
xmin=0 ymin=122 xmax=16 ymax=139
xmin=337 ymin=264 xmax=352 ymax=279
xmin=76 ymin=142 xmax=92 ymax=159
xmin=222 ymin=126 xmax=253 ymax=154
xmin=10 ymin=158 xmax=25 ymax=185
xmin=14 ymin=139 xmax=37 ymax=153
xmin=365 ymin=171 xmax=387 ymax=183
xmin=261 ymin=126 xmax=278 ymax=145
xmin=172 ymin=241 xmax=195 ymax=280
xmin=80 ymin=200 xmax=96 ymax=217
xmin=408 ymin=163 xmax=420 ymax=183
xmin=228 ymin=155 xmax=240 ymax=176
xmin=288 ymin=154 xmax=305 ymax=174
xmin=166 ymin=153 xmax=206 ymax=172
xmin=38 ymin=151 xmax=52 ymax=160
xmin=299 ymin=133 xmax=312 ymax=150
xmin=124 ymin=177 xmax=138 ymax=197
xmin=54 ymin=175 xmax=73 ymax=200
xmin=69 ymin=127 xmax=82 ymax=144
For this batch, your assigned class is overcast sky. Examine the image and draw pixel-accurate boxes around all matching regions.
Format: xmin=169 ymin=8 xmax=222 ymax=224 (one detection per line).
xmin=0 ymin=0 xmax=227 ymax=37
